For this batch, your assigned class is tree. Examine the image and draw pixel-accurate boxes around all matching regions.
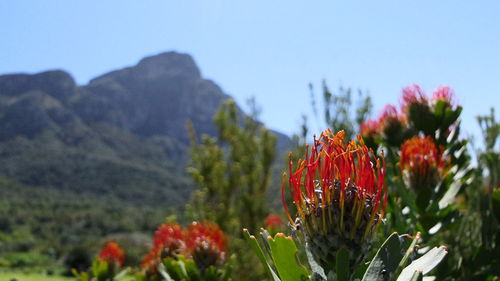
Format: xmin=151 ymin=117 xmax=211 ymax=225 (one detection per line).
xmin=186 ymin=99 xmax=277 ymax=280
xmin=310 ymin=81 xmax=372 ymax=140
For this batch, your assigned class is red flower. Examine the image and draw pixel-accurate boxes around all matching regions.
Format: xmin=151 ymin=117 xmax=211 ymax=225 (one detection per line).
xmin=282 ymin=129 xmax=387 ymax=271
xmin=141 ymin=223 xmax=185 ymax=274
xmin=186 ymin=221 xmax=225 ymax=253
xmin=360 ymin=119 xmax=380 ymax=138
xmin=401 ymin=84 xmax=428 ymax=113
xmin=378 ymin=104 xmax=407 ymax=126
xmin=432 ymin=86 xmax=456 ymax=108
xmin=379 ymin=104 xmax=400 ymax=121
xmin=377 ymin=105 xmax=406 ymax=146
xmin=186 ymin=221 xmax=226 ymax=270
xmin=359 ymin=118 xmax=381 ymax=150
xmin=98 ymin=242 xmax=125 ymax=266
xmin=152 ymin=223 xmax=185 ymax=256
xmin=264 ymin=214 xmax=284 ymax=229
xmin=400 ymin=136 xmax=444 ymax=190
xmin=140 ymin=249 xmax=160 ymax=273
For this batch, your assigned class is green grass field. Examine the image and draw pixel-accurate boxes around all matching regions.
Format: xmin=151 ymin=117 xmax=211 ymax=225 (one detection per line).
xmin=0 ymin=272 xmax=72 ymax=281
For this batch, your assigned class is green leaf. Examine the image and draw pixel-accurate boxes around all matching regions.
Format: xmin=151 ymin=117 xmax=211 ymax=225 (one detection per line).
xmin=268 ymin=233 xmax=311 ymax=281
xmin=438 ymin=181 xmax=461 ymax=210
xmin=203 ymin=266 xmax=220 ymax=281
xmin=433 ymin=101 xmax=446 ymax=120
xmin=260 ymin=228 xmax=275 ymax=258
xmin=243 ymin=229 xmax=281 ymax=281
xmin=114 ymin=268 xmax=129 ymax=280
xmin=362 ymin=233 xmax=407 ymax=281
xmin=158 ymin=263 xmax=176 ymax=281
xmin=162 ymin=257 xmax=187 ymax=281
xmin=395 ymin=247 xmax=447 ymax=281
xmin=181 ymin=256 xmax=201 ymax=281
xmin=220 ymin=264 xmax=232 ymax=281
xmin=392 ymin=233 xmax=420 ymax=279
xmin=409 ymin=271 xmax=423 ymax=281
xmin=91 ymin=259 xmax=110 ymax=281
xmin=305 ymin=244 xmax=326 ymax=281
xmin=442 ymin=106 xmax=462 ymax=129
xmin=335 ymin=247 xmax=350 ymax=281
xmin=352 ymin=263 xmax=369 ymax=281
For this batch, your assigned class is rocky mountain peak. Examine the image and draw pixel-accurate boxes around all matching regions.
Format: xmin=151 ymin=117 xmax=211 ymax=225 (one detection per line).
xmin=0 ymin=70 xmax=76 ymax=101
xmin=136 ymin=51 xmax=201 ymax=79
xmin=89 ymin=51 xmax=201 ymax=86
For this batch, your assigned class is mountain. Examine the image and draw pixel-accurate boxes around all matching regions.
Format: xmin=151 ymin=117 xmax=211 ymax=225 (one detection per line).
xmin=0 ymin=51 xmax=291 ymax=207
xmin=0 ymin=51 xmax=293 ymax=269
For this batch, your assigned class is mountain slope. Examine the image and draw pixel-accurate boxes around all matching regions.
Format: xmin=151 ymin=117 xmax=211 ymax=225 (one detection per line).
xmin=0 ymin=51 xmax=291 ymax=207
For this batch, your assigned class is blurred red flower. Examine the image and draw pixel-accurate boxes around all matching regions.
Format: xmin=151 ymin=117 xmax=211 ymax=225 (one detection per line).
xmin=401 ymin=84 xmax=428 ymax=113
xmin=264 ymin=213 xmax=284 ymax=229
xmin=186 ymin=221 xmax=226 ymax=269
xmin=153 ymin=222 xmax=185 ymax=256
xmin=400 ymin=136 xmax=445 ymax=191
xmin=432 ymin=86 xmax=457 ymax=108
xmin=141 ymin=222 xmax=185 ymax=273
xmin=98 ymin=242 xmax=125 ymax=266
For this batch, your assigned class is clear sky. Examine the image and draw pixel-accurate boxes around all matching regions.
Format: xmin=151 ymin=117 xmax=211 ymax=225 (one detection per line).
xmin=1 ymin=1 xmax=499 ymax=141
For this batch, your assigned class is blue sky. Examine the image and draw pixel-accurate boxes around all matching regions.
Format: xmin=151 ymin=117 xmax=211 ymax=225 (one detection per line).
xmin=1 ymin=1 xmax=499 ymax=141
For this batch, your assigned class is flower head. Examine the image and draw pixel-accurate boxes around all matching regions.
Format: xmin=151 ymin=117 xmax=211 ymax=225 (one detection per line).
xmin=264 ymin=213 xmax=285 ymax=229
xmin=282 ymin=129 xmax=386 ymax=271
xmin=141 ymin=223 xmax=185 ymax=275
xmin=432 ymin=86 xmax=456 ymax=108
xmin=400 ymin=136 xmax=444 ymax=191
xmin=360 ymin=119 xmax=380 ymax=138
xmin=153 ymin=223 xmax=185 ymax=258
xmin=400 ymin=84 xmax=440 ymax=134
xmin=360 ymin=119 xmax=380 ymax=149
xmin=401 ymin=84 xmax=428 ymax=113
xmin=378 ymin=105 xmax=406 ymax=146
xmin=186 ymin=221 xmax=226 ymax=271
xmin=98 ymin=242 xmax=125 ymax=266
xmin=140 ymin=249 xmax=160 ymax=274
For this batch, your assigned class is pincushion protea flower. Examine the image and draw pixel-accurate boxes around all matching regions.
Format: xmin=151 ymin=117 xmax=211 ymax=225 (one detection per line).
xmin=72 ymin=241 xmax=126 ymax=281
xmin=378 ymin=104 xmax=407 ymax=146
xmin=265 ymin=213 xmax=284 ymax=229
xmin=401 ymin=84 xmax=428 ymax=113
xmin=141 ymin=223 xmax=185 ymax=275
xmin=400 ymin=84 xmax=460 ymax=135
xmin=140 ymin=249 xmax=160 ymax=277
xmin=265 ymin=213 xmax=285 ymax=236
xmin=400 ymin=136 xmax=444 ymax=191
xmin=282 ymin=129 xmax=387 ymax=272
xmin=186 ymin=221 xmax=226 ymax=271
xmin=359 ymin=119 xmax=380 ymax=150
xmin=153 ymin=222 xmax=185 ymax=258
xmin=360 ymin=119 xmax=380 ymax=138
xmin=140 ymin=221 xmax=227 ymax=278
xmin=98 ymin=241 xmax=125 ymax=266
xmin=432 ymin=86 xmax=457 ymax=109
